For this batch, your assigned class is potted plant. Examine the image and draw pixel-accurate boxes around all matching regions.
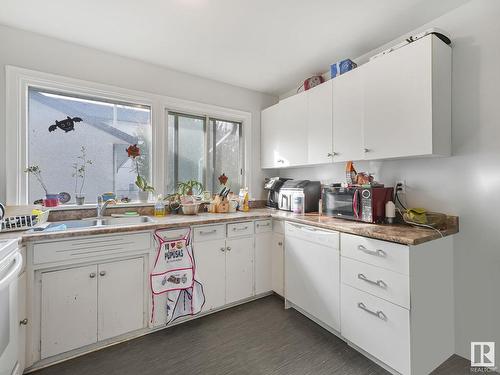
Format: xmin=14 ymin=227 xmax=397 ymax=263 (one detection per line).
xmin=177 ymin=180 xmax=203 ymax=196
xmin=24 ymin=165 xmax=58 ymax=205
xmin=127 ymin=144 xmax=154 ymax=202
xmin=72 ymin=146 xmax=93 ymax=205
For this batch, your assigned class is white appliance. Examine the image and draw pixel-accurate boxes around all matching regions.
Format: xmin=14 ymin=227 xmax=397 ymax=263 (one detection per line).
xmin=284 ymin=222 xmax=340 ymax=332
xmin=0 ymin=239 xmax=23 ymax=375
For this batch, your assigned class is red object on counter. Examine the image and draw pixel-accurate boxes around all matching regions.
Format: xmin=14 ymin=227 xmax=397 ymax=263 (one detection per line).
xmin=43 ymin=198 xmax=59 ymax=207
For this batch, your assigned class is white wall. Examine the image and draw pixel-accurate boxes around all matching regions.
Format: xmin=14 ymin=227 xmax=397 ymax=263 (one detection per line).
xmin=0 ymin=24 xmax=277 ymax=202
xmin=278 ymin=0 xmax=500 ymax=362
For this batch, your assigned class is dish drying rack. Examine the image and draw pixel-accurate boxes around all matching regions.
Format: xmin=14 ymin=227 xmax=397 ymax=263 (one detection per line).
xmin=0 ymin=210 xmax=49 ymax=232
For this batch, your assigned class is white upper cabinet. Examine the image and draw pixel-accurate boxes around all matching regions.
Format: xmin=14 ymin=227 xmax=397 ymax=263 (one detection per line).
xmin=307 ymin=80 xmax=333 ymax=165
xmin=332 ymin=67 xmax=364 ymax=162
xmin=261 ymin=104 xmax=282 ymax=168
xmin=363 ymin=35 xmax=451 ymax=160
xmin=261 ymin=34 xmax=451 ymax=168
xmin=278 ymin=93 xmax=308 ymax=167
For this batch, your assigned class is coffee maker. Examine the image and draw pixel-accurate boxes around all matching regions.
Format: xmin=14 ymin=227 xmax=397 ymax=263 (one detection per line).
xmin=264 ymin=177 xmax=290 ymax=208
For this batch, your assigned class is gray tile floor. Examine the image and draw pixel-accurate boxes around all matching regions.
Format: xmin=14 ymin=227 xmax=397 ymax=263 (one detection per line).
xmin=33 ymin=295 xmax=472 ymax=375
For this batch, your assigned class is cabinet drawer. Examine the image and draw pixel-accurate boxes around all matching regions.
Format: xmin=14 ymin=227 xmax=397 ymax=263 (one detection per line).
xmin=255 ymin=219 xmax=272 ymax=233
xmin=33 ymin=232 xmax=151 ymax=264
xmin=227 ymin=222 xmax=253 ymax=238
xmin=286 ymin=222 xmax=339 ymax=249
xmin=341 ymin=284 xmax=410 ymax=375
xmin=341 ymin=233 xmax=409 ymax=275
xmin=273 ymin=219 xmax=285 ymax=234
xmin=193 ymin=225 xmax=225 ymax=242
xmin=341 ymin=257 xmax=410 ymax=309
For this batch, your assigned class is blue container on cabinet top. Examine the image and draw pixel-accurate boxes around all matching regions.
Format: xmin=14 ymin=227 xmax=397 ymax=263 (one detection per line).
xmin=330 ymin=59 xmax=357 ymax=78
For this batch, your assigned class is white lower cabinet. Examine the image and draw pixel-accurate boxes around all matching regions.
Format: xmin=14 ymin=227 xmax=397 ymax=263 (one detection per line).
xmin=271 ymin=234 xmax=284 ymax=297
xmin=193 ymin=238 xmax=226 ymax=312
xmin=193 ymin=222 xmax=255 ymax=310
xmin=41 ymin=264 xmax=98 ymax=358
xmin=341 ymin=284 xmax=410 ymax=375
xmin=255 ymin=220 xmax=273 ymax=295
xmin=17 ymin=271 xmax=27 ymax=373
xmin=97 ymin=258 xmax=144 ymax=341
xmin=339 ymin=233 xmax=454 ymax=375
xmin=40 ymin=258 xmax=145 ymax=359
xmin=226 ymin=236 xmax=254 ymax=304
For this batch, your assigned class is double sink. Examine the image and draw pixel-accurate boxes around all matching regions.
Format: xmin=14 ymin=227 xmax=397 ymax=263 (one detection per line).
xmin=30 ymin=216 xmax=155 ymax=232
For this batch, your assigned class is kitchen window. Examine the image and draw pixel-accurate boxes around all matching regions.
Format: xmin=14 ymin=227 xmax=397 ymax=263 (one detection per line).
xmin=5 ymin=66 xmax=252 ymax=205
xmin=27 ymin=88 xmax=152 ymax=204
xmin=167 ymin=112 xmax=243 ymax=195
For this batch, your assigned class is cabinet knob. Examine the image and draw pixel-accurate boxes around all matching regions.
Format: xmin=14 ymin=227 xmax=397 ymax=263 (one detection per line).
xmin=89 ymin=272 xmax=96 ymax=278
xmin=220 ymin=247 xmax=226 ymax=252
xmin=20 ymin=318 xmax=28 ymax=325
xmin=327 ymin=152 xmax=337 ymax=157
xmin=363 ymin=148 xmax=371 ymax=153
xmin=226 ymin=247 xmax=232 ymax=251
xmin=277 ymin=159 xmax=284 ymax=163
xmin=99 ymin=271 xmax=106 ymax=276
xmin=278 ymin=242 xmax=283 ymax=246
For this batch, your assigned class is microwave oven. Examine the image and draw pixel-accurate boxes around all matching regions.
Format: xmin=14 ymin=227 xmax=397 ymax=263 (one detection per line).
xmin=322 ymin=186 xmax=394 ymax=223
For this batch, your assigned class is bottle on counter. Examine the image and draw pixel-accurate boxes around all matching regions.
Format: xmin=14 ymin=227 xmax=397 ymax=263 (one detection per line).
xmin=154 ymin=194 xmax=166 ymax=217
xmin=292 ymin=192 xmax=305 ymax=215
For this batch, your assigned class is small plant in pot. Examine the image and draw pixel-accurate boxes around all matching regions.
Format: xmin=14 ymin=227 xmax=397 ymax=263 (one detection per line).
xmin=72 ymin=146 xmax=93 ymax=205
xmin=25 ymin=165 xmax=58 ymax=205
xmin=177 ymin=180 xmax=203 ymax=196
xmin=127 ymin=144 xmax=154 ymax=202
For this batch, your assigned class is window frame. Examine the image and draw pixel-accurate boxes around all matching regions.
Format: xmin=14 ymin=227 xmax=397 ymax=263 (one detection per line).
xmin=5 ymin=66 xmax=253 ymax=205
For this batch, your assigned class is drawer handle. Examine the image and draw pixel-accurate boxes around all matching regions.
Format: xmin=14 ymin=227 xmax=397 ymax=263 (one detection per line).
xmin=357 ymin=273 xmax=387 ymax=289
xmin=257 ymin=222 xmax=270 ymax=228
xmin=232 ymin=226 xmax=248 ymax=231
xmin=199 ymin=229 xmax=217 ymax=235
xmin=357 ymin=245 xmax=386 ymax=257
xmin=278 ymin=241 xmax=283 ymax=246
xmin=357 ymin=302 xmax=387 ymax=321
xmin=20 ymin=318 xmax=28 ymax=326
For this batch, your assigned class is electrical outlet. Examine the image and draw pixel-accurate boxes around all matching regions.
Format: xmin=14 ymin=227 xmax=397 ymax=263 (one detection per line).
xmin=396 ymin=180 xmax=406 ymax=194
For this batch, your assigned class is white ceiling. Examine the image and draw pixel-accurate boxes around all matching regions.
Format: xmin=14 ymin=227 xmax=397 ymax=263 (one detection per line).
xmin=0 ymin=0 xmax=468 ymax=95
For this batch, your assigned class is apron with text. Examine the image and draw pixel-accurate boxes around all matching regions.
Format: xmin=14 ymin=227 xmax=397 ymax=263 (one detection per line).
xmin=150 ymin=228 xmax=205 ymax=324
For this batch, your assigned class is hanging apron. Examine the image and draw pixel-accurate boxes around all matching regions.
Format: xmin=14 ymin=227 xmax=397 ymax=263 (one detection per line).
xmin=150 ymin=228 xmax=205 ymax=324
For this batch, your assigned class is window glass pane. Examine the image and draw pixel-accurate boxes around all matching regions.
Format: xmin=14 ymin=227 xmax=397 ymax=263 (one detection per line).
xmin=27 ymin=88 xmax=152 ymax=203
xmin=209 ymin=119 xmax=242 ymax=194
xmin=166 ymin=113 xmax=206 ymax=193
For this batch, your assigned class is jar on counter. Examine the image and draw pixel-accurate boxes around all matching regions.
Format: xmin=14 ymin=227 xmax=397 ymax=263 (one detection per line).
xmin=292 ymin=192 xmax=305 ymax=215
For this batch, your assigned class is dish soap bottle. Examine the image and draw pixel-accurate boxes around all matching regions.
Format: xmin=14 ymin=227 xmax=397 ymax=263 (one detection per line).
xmin=154 ymin=194 xmax=166 ymax=217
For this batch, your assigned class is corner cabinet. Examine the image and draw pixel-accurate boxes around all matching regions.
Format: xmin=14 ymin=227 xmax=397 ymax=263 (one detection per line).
xmin=261 ymin=34 xmax=451 ymax=168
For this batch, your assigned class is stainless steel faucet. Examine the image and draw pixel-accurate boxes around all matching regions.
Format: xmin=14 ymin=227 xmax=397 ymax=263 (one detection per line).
xmin=96 ymin=196 xmax=116 ymax=219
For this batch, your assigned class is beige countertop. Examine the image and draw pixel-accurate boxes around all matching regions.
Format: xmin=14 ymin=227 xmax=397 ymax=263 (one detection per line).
xmin=0 ymin=209 xmax=458 ymax=246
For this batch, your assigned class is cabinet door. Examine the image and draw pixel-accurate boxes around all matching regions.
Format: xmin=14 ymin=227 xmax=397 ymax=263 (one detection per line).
xmin=363 ymin=36 xmax=434 ymax=160
xmin=17 ymin=272 xmax=27 ymax=373
xmin=332 ymin=68 xmax=364 ymax=162
xmin=255 ymin=232 xmax=273 ymax=294
xmin=97 ymin=258 xmax=144 ymax=341
xmin=285 ymin=236 xmax=340 ymax=331
xmin=193 ymin=239 xmax=226 ymax=312
xmin=226 ymin=237 xmax=254 ymax=304
xmin=307 ymin=81 xmax=333 ymax=165
xmin=271 ymin=234 xmax=284 ymax=297
xmin=278 ymin=93 xmax=308 ymax=167
xmin=261 ymin=104 xmax=281 ymax=168
xmin=41 ymin=265 xmax=98 ymax=358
